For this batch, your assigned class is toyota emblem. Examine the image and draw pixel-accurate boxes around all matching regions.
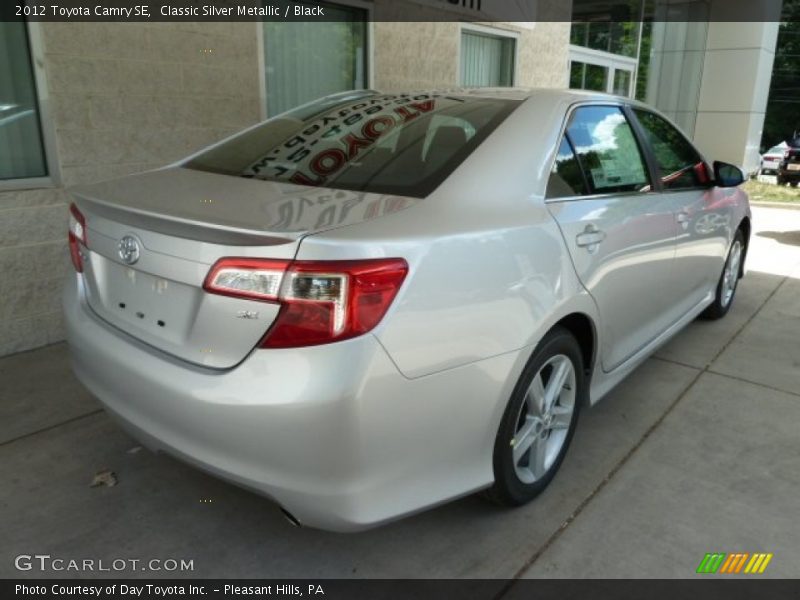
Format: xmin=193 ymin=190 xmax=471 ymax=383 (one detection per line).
xmin=118 ymin=235 xmax=141 ymax=265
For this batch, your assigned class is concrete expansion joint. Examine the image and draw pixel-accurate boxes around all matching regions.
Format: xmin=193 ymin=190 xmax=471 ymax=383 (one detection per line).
xmin=0 ymin=409 xmax=103 ymax=449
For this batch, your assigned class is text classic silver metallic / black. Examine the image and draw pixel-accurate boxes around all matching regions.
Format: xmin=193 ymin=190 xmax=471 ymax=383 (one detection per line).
xmin=64 ymin=89 xmax=751 ymax=531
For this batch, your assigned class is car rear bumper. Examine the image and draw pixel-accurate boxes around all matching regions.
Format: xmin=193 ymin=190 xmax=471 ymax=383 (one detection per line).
xmin=778 ymin=160 xmax=800 ymax=177
xmin=64 ymin=274 xmax=519 ymax=531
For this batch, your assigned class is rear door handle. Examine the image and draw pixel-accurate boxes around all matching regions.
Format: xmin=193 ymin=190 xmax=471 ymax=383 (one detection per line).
xmin=576 ymin=225 xmax=606 ymax=250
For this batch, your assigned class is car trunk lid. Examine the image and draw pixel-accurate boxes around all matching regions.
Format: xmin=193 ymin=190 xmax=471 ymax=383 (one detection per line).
xmin=70 ymin=167 xmax=420 ymax=369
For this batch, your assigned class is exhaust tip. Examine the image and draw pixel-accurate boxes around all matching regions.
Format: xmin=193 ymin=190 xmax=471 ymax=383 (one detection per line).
xmin=280 ymin=507 xmax=302 ymax=528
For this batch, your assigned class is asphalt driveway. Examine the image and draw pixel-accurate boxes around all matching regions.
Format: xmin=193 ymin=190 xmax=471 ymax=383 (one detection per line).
xmin=2 ymin=205 xmax=799 ymax=580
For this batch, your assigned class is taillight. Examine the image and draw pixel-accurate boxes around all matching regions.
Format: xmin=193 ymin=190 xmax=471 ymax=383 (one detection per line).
xmin=265 ymin=259 xmax=409 ymax=348
xmin=203 ymin=257 xmax=408 ymax=348
xmin=68 ymin=203 xmax=87 ymax=273
xmin=203 ymin=258 xmax=289 ymax=301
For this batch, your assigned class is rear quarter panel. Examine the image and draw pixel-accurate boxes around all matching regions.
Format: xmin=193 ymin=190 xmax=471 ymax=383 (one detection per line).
xmin=296 ymin=95 xmax=601 ymax=379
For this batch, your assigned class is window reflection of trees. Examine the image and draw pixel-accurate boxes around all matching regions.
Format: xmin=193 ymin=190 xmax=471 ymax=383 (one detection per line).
xmin=634 ymin=109 xmax=706 ymax=190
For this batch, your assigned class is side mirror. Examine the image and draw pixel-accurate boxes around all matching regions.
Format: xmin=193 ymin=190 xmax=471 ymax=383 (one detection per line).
xmin=714 ymin=161 xmax=744 ymax=187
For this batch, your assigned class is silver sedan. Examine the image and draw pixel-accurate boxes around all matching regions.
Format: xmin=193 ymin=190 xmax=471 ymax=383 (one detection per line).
xmin=63 ymin=89 xmax=751 ymax=531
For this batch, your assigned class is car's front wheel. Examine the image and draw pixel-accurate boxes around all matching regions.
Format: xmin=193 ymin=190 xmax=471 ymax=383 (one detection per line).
xmin=486 ymin=326 xmax=585 ymax=506
xmin=701 ymin=229 xmax=745 ymax=320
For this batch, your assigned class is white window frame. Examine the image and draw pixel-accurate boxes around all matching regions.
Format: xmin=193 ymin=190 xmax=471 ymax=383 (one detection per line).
xmin=569 ymin=45 xmax=639 ymax=97
xmin=256 ymin=0 xmax=374 ymax=121
xmin=0 ymin=21 xmax=61 ymax=192
xmin=458 ymin=23 xmax=520 ymax=87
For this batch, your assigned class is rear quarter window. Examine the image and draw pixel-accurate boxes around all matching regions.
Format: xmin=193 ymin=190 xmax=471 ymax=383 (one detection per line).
xmin=547 ymin=137 xmax=588 ymax=198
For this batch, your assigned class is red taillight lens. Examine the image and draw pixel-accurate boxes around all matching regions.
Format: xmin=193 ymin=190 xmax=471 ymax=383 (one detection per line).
xmin=264 ymin=259 xmax=409 ymax=348
xmin=68 ymin=203 xmax=86 ymax=273
xmin=203 ymin=257 xmax=409 ymax=348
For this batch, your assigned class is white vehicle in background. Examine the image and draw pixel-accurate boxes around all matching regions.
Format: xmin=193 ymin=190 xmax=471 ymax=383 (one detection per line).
xmin=760 ymin=142 xmax=788 ymax=176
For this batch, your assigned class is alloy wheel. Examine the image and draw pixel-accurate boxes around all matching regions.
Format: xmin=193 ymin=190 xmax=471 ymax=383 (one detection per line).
xmin=511 ymin=354 xmax=577 ymax=484
xmin=721 ymin=240 xmax=743 ymax=308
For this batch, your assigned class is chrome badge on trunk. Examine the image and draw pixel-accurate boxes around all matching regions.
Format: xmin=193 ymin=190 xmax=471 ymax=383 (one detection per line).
xmin=118 ymin=235 xmax=141 ymax=265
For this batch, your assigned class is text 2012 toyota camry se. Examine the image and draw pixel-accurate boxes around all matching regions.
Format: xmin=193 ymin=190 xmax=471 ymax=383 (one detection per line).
xmin=64 ymin=89 xmax=751 ymax=531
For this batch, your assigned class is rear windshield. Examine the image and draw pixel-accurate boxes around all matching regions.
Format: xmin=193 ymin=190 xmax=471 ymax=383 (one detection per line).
xmin=184 ymin=93 xmax=519 ymax=198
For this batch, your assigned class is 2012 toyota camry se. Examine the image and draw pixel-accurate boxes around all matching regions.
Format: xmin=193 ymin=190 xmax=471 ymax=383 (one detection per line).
xmin=64 ymin=89 xmax=751 ymax=531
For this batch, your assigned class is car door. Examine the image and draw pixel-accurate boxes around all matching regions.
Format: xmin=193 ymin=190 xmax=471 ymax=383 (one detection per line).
xmin=630 ymin=108 xmax=732 ymax=315
xmin=546 ymin=104 xmax=678 ymax=372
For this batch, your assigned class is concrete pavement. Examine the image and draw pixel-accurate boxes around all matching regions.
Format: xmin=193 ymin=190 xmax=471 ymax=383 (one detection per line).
xmin=2 ymin=206 xmax=799 ymax=580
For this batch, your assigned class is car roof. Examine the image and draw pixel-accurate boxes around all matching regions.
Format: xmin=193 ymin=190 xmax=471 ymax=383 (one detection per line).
xmin=393 ymin=87 xmax=645 ymax=106
xmin=292 ymin=88 xmax=651 ymax=124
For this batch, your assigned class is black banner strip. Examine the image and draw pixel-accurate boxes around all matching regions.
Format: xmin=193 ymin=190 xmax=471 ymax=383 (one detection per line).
xmin=4 ymin=579 xmax=800 ymax=600
xmin=0 ymin=0 xmax=792 ymax=23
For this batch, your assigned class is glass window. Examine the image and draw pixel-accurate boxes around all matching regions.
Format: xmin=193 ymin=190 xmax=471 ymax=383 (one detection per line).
xmin=633 ymin=109 xmax=710 ymax=190
xmin=460 ymin=31 xmax=515 ymax=87
xmin=566 ymin=106 xmax=650 ymax=194
xmin=263 ymin=2 xmax=367 ymax=116
xmin=635 ymin=20 xmax=653 ymax=101
xmin=613 ymin=69 xmax=632 ymax=96
xmin=547 ymin=137 xmax=587 ymax=199
xmin=570 ymin=62 xmax=608 ymax=93
xmin=422 ymin=114 xmax=476 ymax=158
xmin=570 ymin=19 xmax=641 ymax=59
xmin=184 ymin=94 xmax=519 ymax=199
xmin=0 ymin=22 xmax=47 ymax=180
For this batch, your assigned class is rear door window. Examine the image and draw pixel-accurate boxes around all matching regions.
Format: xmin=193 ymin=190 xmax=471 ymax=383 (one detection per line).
xmin=565 ymin=105 xmax=650 ymax=195
xmin=632 ymin=109 xmax=711 ymax=190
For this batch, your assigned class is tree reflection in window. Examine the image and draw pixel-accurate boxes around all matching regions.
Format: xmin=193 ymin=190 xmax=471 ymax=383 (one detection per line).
xmin=633 ymin=109 xmax=710 ymax=190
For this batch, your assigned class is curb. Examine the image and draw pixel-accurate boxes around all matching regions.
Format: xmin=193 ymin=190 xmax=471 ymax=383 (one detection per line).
xmin=749 ymin=201 xmax=800 ymax=211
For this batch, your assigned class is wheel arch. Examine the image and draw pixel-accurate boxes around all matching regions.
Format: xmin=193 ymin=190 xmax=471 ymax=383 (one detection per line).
xmin=738 ymin=216 xmax=751 ymax=277
xmin=553 ymin=312 xmax=597 ymax=384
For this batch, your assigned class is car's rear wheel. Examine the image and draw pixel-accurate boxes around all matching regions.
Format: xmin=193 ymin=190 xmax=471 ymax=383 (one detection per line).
xmin=486 ymin=326 xmax=585 ymax=506
xmin=701 ymin=229 xmax=745 ymax=320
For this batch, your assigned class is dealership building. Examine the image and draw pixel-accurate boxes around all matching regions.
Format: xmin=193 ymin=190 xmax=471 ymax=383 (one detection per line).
xmin=0 ymin=0 xmax=784 ymax=356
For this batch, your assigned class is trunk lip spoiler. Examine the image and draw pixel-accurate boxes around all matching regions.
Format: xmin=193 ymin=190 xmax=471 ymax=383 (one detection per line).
xmin=72 ymin=192 xmax=301 ymax=247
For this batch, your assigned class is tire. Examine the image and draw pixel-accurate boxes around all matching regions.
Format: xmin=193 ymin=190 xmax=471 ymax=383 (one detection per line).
xmin=485 ymin=326 xmax=585 ymax=506
xmin=777 ymin=175 xmax=786 ymax=185
xmin=700 ymin=229 xmax=745 ymax=320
